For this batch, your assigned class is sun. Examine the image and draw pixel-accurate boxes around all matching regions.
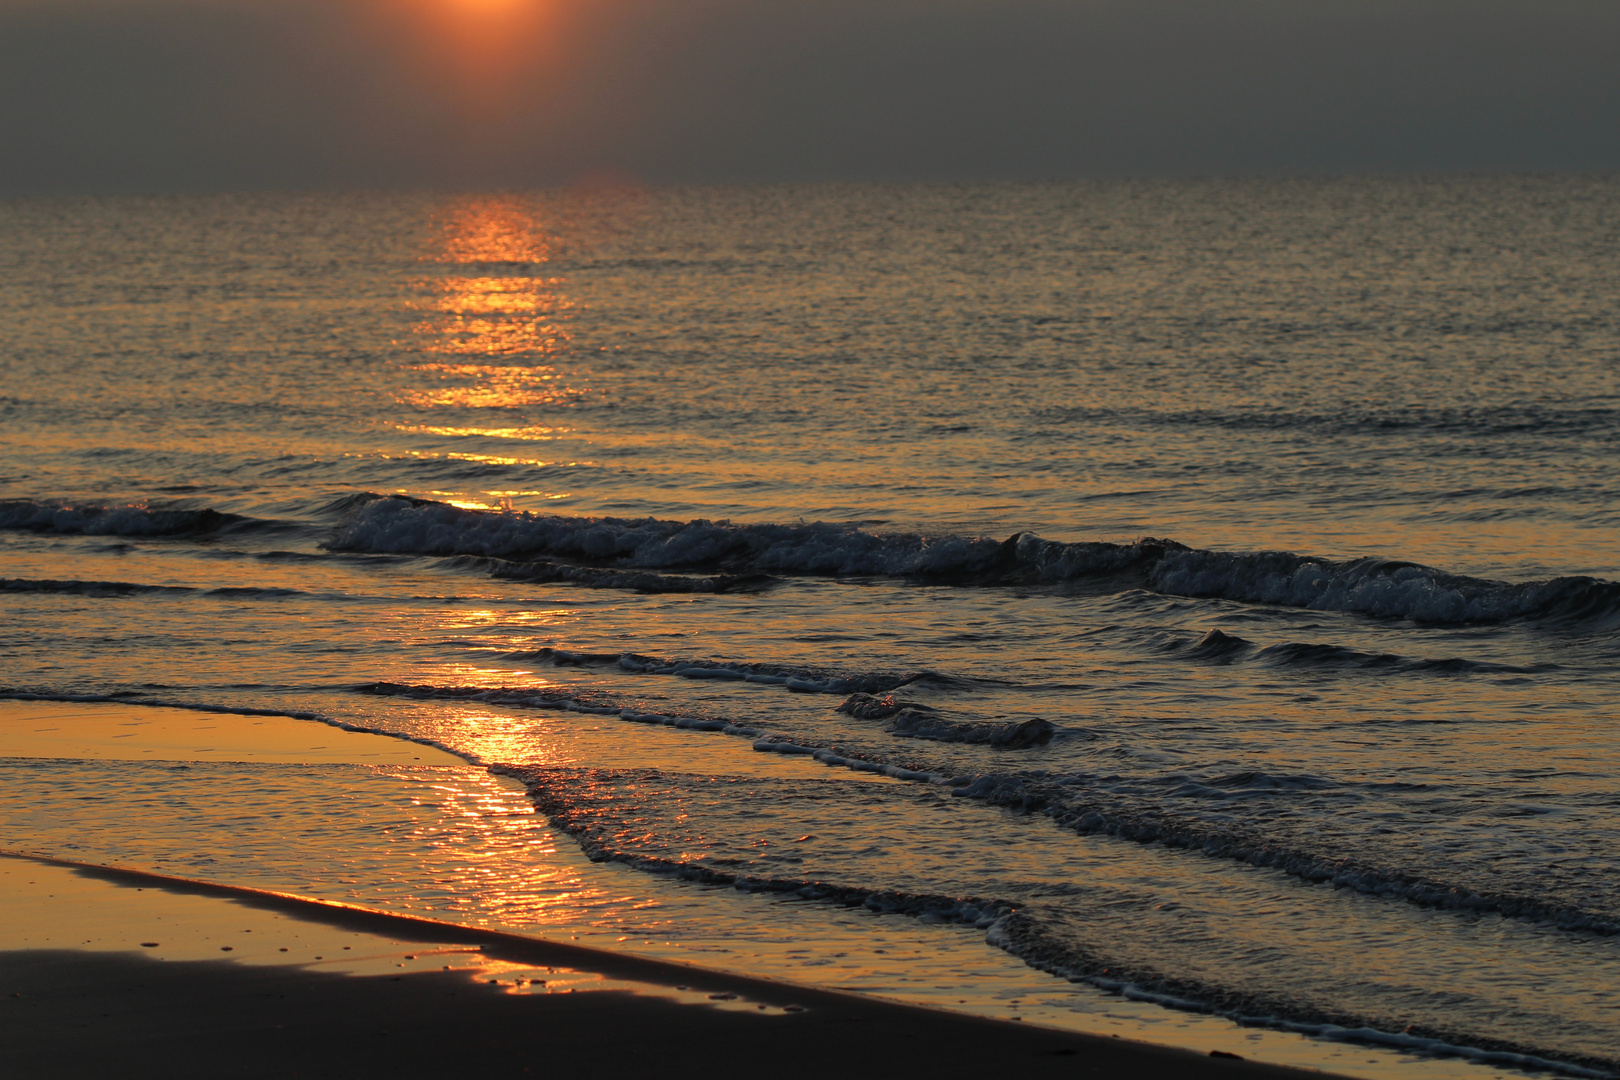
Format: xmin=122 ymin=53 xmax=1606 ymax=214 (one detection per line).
xmin=363 ymin=0 xmax=570 ymax=130
xmin=395 ymin=0 xmax=546 ymax=31
xmin=386 ymin=0 xmax=557 ymax=94
xmin=449 ymin=0 xmax=532 ymax=15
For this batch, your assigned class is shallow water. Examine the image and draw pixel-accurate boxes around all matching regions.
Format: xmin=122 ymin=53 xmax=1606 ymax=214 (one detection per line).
xmin=2 ymin=178 xmax=1618 ymax=1076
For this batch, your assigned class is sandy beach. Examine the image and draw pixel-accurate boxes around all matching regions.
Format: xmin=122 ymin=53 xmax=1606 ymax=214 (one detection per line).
xmin=1 ymin=853 xmax=1328 ymax=1080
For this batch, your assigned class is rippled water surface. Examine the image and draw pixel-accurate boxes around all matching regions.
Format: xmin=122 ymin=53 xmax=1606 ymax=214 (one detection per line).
xmin=2 ymin=178 xmax=1618 ymax=1077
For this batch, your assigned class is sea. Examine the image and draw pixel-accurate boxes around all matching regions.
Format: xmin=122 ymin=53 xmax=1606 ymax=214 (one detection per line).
xmin=2 ymin=177 xmax=1618 ymax=1077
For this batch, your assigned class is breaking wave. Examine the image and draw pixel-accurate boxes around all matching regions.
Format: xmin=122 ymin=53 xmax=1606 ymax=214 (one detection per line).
xmin=326 ymin=496 xmax=1620 ymax=627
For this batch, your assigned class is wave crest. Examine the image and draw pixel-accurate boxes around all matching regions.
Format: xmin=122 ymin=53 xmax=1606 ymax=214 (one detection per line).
xmin=327 ymin=496 xmax=1620 ymax=627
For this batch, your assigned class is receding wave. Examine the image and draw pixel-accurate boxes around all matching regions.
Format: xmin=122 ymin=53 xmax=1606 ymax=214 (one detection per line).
xmin=349 ymin=679 xmax=783 ymax=744
xmin=350 ymin=680 xmax=626 ymax=715
xmin=509 ymin=646 xmax=931 ymax=694
xmin=325 ymin=496 xmax=1620 ymax=627
xmin=992 ymin=915 xmax=1615 ymax=1079
xmin=948 ymin=771 xmax=1620 ymax=938
xmin=496 ymin=763 xmax=1616 ymax=1078
xmin=440 ymin=555 xmax=775 ymax=594
xmin=354 ymin=673 xmax=1617 ymax=937
xmin=494 ymin=764 xmax=1014 ymax=924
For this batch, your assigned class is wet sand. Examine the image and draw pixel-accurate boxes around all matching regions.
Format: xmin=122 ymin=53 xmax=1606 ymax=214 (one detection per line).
xmin=0 ymin=854 xmax=1330 ymax=1080
xmin=0 ymin=700 xmax=463 ymax=766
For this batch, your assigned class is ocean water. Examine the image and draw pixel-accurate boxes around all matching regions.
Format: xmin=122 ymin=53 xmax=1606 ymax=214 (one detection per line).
xmin=2 ymin=178 xmax=1619 ymax=1076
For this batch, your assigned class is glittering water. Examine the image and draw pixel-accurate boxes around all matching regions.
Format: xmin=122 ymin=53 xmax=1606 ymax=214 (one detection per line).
xmin=3 ymin=178 xmax=1619 ymax=1076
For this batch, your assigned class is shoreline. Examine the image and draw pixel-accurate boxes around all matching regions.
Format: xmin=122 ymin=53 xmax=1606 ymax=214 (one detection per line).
xmin=1 ymin=851 xmax=1324 ymax=1079
xmin=0 ymin=700 xmax=1568 ymax=1080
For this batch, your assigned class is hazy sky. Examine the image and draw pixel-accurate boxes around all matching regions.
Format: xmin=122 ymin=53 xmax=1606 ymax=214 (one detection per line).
xmin=2 ymin=0 xmax=1617 ymax=194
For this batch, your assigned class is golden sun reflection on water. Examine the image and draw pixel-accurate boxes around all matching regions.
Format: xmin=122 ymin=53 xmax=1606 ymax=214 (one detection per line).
xmin=412 ymin=280 xmax=573 ymax=358
xmin=433 ymin=195 xmax=549 ymax=265
xmin=402 ymin=362 xmax=582 ymax=409
xmin=430 ymin=490 xmax=567 ymax=510
xmin=402 ymin=197 xmax=586 ymax=416
xmin=398 ymin=424 xmax=569 ymax=440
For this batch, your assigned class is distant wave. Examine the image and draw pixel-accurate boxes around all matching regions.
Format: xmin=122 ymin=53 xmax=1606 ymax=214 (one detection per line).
xmin=0 ymin=499 xmax=268 ymax=538
xmin=327 ymin=495 xmax=1620 ymax=627
xmin=0 ymin=577 xmax=193 ymax=597
xmin=1036 ymin=401 xmax=1620 ymax=444
xmin=1161 ymin=628 xmax=1549 ymax=674
xmin=1252 ymin=640 xmax=1546 ymax=674
xmin=0 ymin=577 xmax=312 ymax=601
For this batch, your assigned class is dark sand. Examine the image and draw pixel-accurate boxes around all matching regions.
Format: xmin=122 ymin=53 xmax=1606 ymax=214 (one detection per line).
xmin=1 ymin=853 xmax=1335 ymax=1080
